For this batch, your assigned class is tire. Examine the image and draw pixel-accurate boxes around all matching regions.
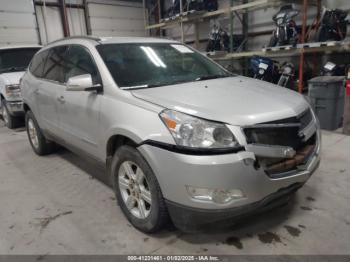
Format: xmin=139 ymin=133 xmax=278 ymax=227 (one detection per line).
xmin=25 ymin=111 xmax=56 ymax=156
xmin=111 ymin=145 xmax=169 ymax=233
xmin=1 ymin=100 xmax=22 ymax=129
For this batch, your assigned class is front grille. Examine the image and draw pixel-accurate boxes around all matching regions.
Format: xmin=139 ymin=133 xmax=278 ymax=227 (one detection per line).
xmin=244 ymin=108 xmax=316 ymax=177
xmin=244 ymin=126 xmax=302 ymax=150
xmin=244 ymin=108 xmax=313 ymax=150
xmin=299 ymin=108 xmax=313 ymax=130
xmin=253 ymin=108 xmax=313 ymax=130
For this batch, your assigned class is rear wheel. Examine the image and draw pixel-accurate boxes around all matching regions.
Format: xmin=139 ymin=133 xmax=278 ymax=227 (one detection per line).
xmin=25 ymin=111 xmax=56 ymax=155
xmin=111 ymin=145 xmax=169 ymax=233
xmin=1 ymin=100 xmax=21 ymax=129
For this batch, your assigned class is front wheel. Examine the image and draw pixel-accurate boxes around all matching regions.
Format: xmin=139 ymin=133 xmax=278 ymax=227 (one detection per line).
xmin=111 ymin=145 xmax=169 ymax=233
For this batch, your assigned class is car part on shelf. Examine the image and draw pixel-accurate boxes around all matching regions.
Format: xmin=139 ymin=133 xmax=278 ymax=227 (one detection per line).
xmin=249 ymin=56 xmax=280 ymax=83
xmin=277 ymin=62 xmax=296 ymax=89
xmin=317 ymin=8 xmax=348 ymax=42
xmin=166 ymin=0 xmax=218 ymax=18
xmin=269 ymin=4 xmax=300 ymax=47
xmin=206 ymin=23 xmax=228 ymax=52
xmin=320 ymin=61 xmax=348 ymax=76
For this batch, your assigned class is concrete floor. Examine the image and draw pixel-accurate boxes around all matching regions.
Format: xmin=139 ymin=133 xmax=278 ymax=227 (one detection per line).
xmin=0 ymin=120 xmax=350 ymax=255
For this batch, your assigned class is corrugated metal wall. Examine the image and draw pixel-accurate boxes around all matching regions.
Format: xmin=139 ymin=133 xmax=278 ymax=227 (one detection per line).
xmin=0 ymin=0 xmax=40 ymax=46
xmin=0 ymin=0 xmax=145 ymax=45
xmin=87 ymin=0 xmax=146 ymax=37
xmin=35 ymin=0 xmax=87 ymax=44
xmin=35 ymin=3 xmax=64 ymax=44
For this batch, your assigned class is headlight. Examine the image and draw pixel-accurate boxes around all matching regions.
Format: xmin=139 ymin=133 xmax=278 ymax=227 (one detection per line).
xmin=277 ymin=18 xmax=283 ymax=25
xmin=159 ymin=109 xmax=239 ymax=149
xmin=5 ymin=84 xmax=21 ymax=97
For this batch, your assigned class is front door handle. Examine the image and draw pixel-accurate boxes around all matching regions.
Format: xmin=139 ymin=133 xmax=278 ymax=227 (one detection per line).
xmin=57 ymin=96 xmax=65 ymax=104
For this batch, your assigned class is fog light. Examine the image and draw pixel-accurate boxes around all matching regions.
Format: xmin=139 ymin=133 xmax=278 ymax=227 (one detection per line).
xmin=186 ymin=186 xmax=245 ymax=204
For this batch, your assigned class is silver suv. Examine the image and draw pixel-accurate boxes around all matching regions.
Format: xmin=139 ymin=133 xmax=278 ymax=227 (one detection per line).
xmin=21 ymin=36 xmax=320 ymax=233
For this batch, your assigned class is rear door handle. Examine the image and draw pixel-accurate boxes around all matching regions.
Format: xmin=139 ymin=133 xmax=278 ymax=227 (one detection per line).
xmin=34 ymin=89 xmax=40 ymax=95
xmin=57 ymin=96 xmax=65 ymax=104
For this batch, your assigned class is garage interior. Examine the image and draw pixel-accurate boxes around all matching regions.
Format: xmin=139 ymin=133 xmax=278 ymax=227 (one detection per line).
xmin=0 ymin=0 xmax=350 ymax=257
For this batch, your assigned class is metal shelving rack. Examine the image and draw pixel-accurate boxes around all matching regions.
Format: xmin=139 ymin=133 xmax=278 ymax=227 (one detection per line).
xmin=143 ymin=0 xmax=349 ymax=93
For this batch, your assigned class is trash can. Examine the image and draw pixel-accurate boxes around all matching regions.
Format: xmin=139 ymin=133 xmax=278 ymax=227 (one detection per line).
xmin=308 ymin=76 xmax=345 ymax=130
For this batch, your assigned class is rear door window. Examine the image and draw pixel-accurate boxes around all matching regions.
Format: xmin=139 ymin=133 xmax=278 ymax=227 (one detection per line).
xmin=42 ymin=46 xmax=69 ymax=83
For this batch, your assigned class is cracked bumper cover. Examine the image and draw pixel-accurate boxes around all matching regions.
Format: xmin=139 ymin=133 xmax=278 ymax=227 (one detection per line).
xmin=138 ymin=136 xmax=320 ymax=231
xmin=166 ymin=182 xmax=305 ymax=232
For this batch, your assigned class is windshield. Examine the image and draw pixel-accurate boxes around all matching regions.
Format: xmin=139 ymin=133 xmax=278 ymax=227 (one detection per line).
xmin=0 ymin=48 xmax=40 ymax=73
xmin=96 ymin=43 xmax=232 ymax=89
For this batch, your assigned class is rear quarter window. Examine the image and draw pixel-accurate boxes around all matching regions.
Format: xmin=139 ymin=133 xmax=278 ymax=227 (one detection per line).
xmin=29 ymin=50 xmax=49 ymax=78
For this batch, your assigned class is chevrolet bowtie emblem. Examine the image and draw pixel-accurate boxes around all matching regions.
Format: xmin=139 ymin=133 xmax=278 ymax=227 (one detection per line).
xmin=284 ymin=148 xmax=296 ymax=158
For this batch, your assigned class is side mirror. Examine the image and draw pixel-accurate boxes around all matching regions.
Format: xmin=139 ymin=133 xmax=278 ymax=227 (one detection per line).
xmin=66 ymin=74 xmax=102 ymax=92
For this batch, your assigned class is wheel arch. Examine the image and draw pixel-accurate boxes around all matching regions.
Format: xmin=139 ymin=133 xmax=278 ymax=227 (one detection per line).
xmin=106 ymin=134 xmax=139 ymax=159
xmin=23 ymin=103 xmax=31 ymax=113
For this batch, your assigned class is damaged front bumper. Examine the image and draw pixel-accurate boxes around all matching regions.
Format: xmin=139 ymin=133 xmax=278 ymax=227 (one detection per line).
xmin=138 ymin=107 xmax=321 ymax=231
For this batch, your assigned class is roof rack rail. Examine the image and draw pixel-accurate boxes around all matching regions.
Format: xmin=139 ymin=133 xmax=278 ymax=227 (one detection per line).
xmin=46 ymin=35 xmax=101 ymax=45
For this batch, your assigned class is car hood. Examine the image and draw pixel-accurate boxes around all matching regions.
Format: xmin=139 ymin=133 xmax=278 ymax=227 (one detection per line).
xmin=0 ymin=71 xmax=25 ymax=85
xmin=131 ymin=76 xmax=309 ymax=126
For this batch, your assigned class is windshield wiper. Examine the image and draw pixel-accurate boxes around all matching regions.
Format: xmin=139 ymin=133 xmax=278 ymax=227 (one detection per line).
xmin=195 ymin=74 xmax=230 ymax=81
xmin=121 ymin=83 xmax=165 ymax=90
xmin=0 ymin=66 xmax=27 ymax=73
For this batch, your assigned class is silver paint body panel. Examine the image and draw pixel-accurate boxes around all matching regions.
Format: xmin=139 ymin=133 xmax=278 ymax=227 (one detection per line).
xmin=21 ymin=37 xmax=321 ymax=210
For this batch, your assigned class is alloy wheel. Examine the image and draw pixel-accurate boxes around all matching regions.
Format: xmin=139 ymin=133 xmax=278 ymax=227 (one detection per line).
xmin=28 ymin=119 xmax=39 ymax=149
xmin=118 ymin=161 xmax=152 ymax=219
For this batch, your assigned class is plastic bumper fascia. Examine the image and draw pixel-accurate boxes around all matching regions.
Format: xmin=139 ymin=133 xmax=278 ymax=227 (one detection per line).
xmin=138 ymin=143 xmax=319 ymax=210
xmin=6 ymin=101 xmax=24 ymax=115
